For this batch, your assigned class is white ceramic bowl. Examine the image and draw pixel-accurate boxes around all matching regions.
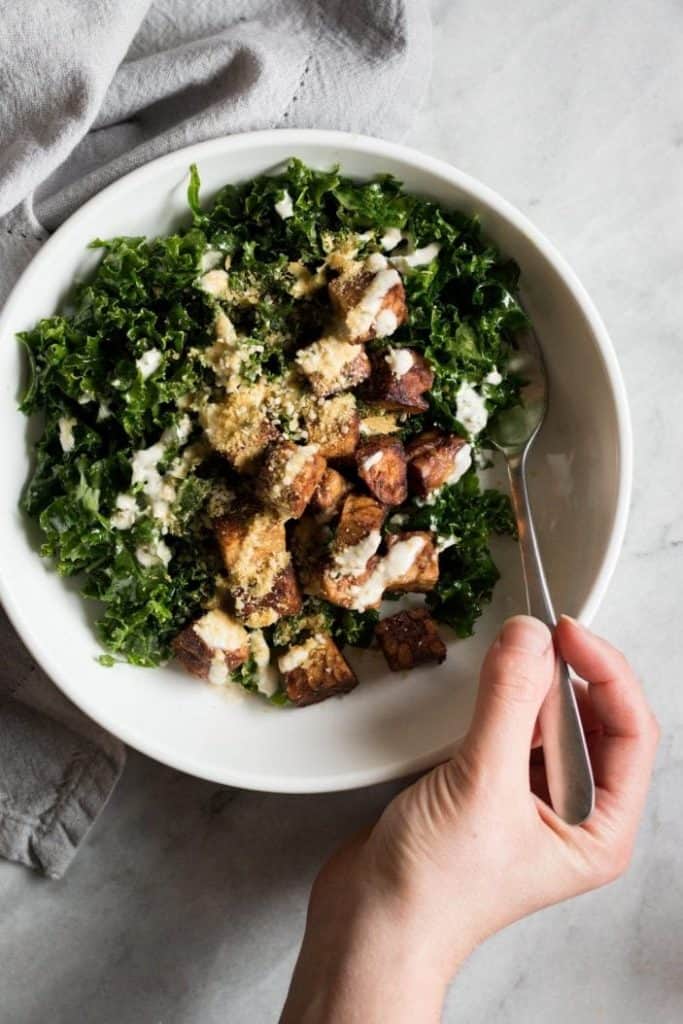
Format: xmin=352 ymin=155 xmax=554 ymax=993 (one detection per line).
xmin=0 ymin=130 xmax=632 ymax=792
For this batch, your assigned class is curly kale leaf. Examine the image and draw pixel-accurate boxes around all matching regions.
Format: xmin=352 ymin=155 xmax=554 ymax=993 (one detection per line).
xmin=19 ymin=159 xmax=524 ymax=666
xmin=271 ymin=596 xmax=377 ymax=651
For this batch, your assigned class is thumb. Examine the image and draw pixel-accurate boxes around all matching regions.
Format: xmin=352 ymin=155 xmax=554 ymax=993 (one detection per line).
xmin=462 ymin=616 xmax=555 ymax=784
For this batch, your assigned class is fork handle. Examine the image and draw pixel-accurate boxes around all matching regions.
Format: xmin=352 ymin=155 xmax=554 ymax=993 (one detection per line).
xmin=506 ymin=453 xmax=595 ymax=825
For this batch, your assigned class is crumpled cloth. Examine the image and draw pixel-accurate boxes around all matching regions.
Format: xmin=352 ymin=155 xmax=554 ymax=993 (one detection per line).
xmin=0 ymin=0 xmax=432 ymax=877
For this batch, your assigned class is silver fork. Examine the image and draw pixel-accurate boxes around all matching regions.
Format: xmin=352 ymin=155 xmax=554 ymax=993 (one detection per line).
xmin=488 ymin=328 xmax=595 ymax=825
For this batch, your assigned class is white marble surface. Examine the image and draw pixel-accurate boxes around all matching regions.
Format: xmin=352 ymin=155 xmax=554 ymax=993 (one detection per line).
xmin=2 ymin=1 xmax=683 ymax=1020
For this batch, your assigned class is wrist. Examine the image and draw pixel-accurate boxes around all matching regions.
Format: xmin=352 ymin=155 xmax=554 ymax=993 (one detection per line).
xmin=281 ymin=842 xmax=471 ymax=1024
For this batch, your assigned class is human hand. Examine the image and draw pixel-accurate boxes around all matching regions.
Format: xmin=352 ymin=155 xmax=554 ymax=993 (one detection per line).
xmin=281 ymin=616 xmax=659 ymax=1024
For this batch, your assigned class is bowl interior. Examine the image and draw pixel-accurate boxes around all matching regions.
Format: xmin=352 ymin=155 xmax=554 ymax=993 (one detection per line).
xmin=0 ymin=132 xmax=628 ymax=791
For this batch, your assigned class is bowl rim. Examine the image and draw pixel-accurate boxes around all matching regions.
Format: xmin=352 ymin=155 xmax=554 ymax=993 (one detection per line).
xmin=0 ymin=128 xmax=633 ymax=791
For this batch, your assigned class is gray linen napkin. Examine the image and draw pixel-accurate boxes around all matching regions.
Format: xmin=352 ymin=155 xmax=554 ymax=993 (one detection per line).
xmin=0 ymin=0 xmax=432 ymax=877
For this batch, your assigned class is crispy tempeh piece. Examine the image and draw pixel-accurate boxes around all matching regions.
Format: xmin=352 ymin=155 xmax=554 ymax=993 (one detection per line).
xmin=295 ymin=337 xmax=370 ymax=397
xmin=335 ymin=493 xmax=387 ymax=550
xmin=278 ymin=633 xmax=358 ymax=706
xmin=214 ymin=512 xmax=302 ymax=627
xmin=384 ymin=531 xmax=439 ymax=593
xmin=309 ymin=556 xmax=382 ymax=611
xmin=309 ymin=467 xmax=354 ymax=521
xmin=173 ymin=609 xmax=249 ymax=683
xmin=290 ymin=515 xmax=332 ymax=587
xmin=303 ymin=393 xmax=360 ymax=459
xmin=375 ymin=608 xmax=447 ymax=671
xmin=356 ymin=436 xmax=408 ymax=506
xmin=257 ymin=440 xmax=326 ymax=520
xmin=201 ymin=382 xmax=278 ymax=472
xmin=361 ymin=348 xmax=434 ymax=414
xmin=303 ymin=493 xmax=385 ymax=609
xmin=328 ymin=258 xmax=407 ymax=343
xmin=406 ymin=431 xmax=472 ymax=495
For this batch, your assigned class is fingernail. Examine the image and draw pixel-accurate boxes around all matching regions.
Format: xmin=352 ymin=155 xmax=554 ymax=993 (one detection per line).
xmin=500 ymin=615 xmax=552 ymax=655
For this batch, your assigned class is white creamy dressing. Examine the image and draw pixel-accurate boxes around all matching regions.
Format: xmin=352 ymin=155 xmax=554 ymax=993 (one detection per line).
xmin=97 ymin=401 xmax=112 ymax=422
xmin=131 ymin=442 xmax=167 ymax=490
xmin=200 ymin=249 xmax=224 ymax=272
xmin=135 ymin=538 xmax=172 ymax=569
xmin=282 ymin=444 xmax=319 ymax=487
xmin=346 ymin=257 xmax=401 ymax=340
xmin=136 ymin=348 xmax=162 ymax=380
xmin=390 ymin=242 xmax=441 ymax=273
xmin=278 ymin=635 xmax=321 ymax=674
xmin=380 ymin=227 xmax=402 ymax=251
xmin=456 ymin=383 xmax=488 ymax=436
xmin=274 ymin=190 xmax=294 ymax=219
xmin=162 ymin=414 xmax=192 ymax=447
xmin=365 ymin=251 xmax=389 ymax=272
xmin=114 ymin=434 xmax=182 ymax=532
xmin=414 ymin=443 xmax=472 ymax=508
xmin=58 ymin=416 xmax=76 ymax=453
xmin=77 ymin=391 xmax=94 ymax=405
xmin=332 ymin=529 xmax=382 ymax=578
xmin=361 ymin=451 xmax=383 ymax=473
xmin=249 ymin=629 xmax=279 ymax=697
xmin=349 ymin=535 xmax=426 ymax=611
xmin=384 ymin=347 xmax=414 ymax=378
xmin=208 ymin=652 xmax=229 ymax=686
xmin=374 ymin=309 xmax=398 ymax=337
xmin=484 ymin=368 xmax=502 ymax=385
xmin=445 ymin=443 xmax=473 ymax=485
xmin=195 ymin=609 xmax=247 ymax=652
xmin=110 ymin=493 xmax=139 ymax=530
xmin=436 ymin=535 xmax=458 ymax=553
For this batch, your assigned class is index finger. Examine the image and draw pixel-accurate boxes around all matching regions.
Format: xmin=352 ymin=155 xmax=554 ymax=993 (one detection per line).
xmin=555 ymin=617 xmax=659 ymax=811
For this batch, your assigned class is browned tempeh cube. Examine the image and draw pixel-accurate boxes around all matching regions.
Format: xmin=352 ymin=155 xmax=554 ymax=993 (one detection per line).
xmin=200 ymin=382 xmax=278 ymax=472
xmin=384 ymin=531 xmax=439 ymax=593
xmin=295 ymin=337 xmax=371 ymax=397
xmin=328 ymin=259 xmax=407 ymax=343
xmin=257 ymin=440 xmax=326 ymax=520
xmin=308 ymin=556 xmax=382 ymax=611
xmin=406 ymin=431 xmax=472 ymax=495
xmin=356 ymin=436 xmax=408 ymax=506
xmin=278 ymin=633 xmax=358 ymax=706
xmin=214 ymin=511 xmax=285 ymax=573
xmin=213 ymin=511 xmax=302 ymax=627
xmin=375 ymin=608 xmax=447 ymax=671
xmin=335 ymin=493 xmax=387 ymax=550
xmin=311 ymin=494 xmax=387 ymax=609
xmin=303 ymin=393 xmax=360 ymax=459
xmin=309 ymin=467 xmax=354 ymax=521
xmin=290 ymin=515 xmax=332 ymax=587
xmin=235 ymin=564 xmax=302 ymax=628
xmin=173 ymin=609 xmax=249 ymax=683
xmin=361 ymin=348 xmax=434 ymax=414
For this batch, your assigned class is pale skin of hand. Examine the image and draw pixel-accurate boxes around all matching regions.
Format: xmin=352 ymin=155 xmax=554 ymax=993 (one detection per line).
xmin=280 ymin=615 xmax=660 ymax=1024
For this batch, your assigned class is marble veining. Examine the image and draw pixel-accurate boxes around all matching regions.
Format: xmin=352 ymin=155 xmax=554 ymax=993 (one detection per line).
xmin=1 ymin=1 xmax=682 ymax=1021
